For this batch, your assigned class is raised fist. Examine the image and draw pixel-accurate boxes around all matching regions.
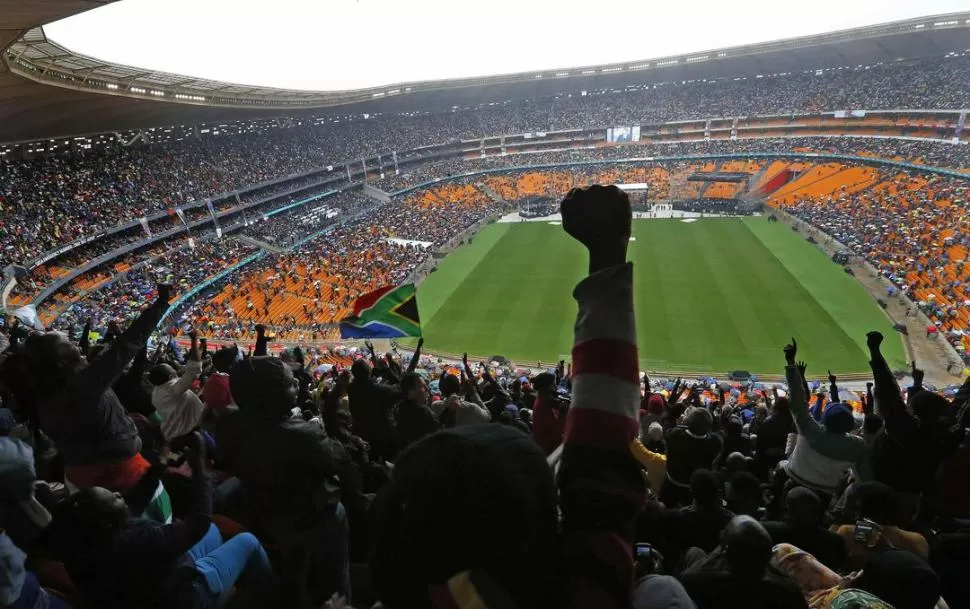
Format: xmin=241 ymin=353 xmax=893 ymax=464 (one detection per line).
xmin=866 ymin=331 xmax=883 ymax=350
xmin=560 ymin=184 xmax=631 ymax=253
xmin=911 ymin=361 xmax=925 ymax=385
xmin=783 ymin=337 xmax=798 ymax=364
xmin=188 ymin=329 xmax=199 ymax=341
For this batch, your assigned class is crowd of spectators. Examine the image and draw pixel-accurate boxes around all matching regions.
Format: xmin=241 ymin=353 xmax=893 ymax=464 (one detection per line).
xmin=0 ymin=188 xmax=967 ymax=609
xmin=51 ymin=238 xmax=259 ymax=336
xmin=375 ymin=136 xmax=968 ymax=193
xmin=781 ymin=169 xmax=970 ymax=362
xmin=671 ymin=199 xmax=751 ymax=214
xmin=163 ymin=188 xmax=499 ymax=341
xmin=2 ymin=54 xmax=967 ymax=267
xmin=240 ymin=192 xmax=374 ymax=248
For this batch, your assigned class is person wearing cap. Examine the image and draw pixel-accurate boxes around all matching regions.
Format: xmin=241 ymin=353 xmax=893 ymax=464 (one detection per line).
xmin=0 ymin=437 xmax=53 ymax=551
xmin=0 ymin=435 xmax=70 ymax=609
xmin=781 ymin=339 xmax=871 ymax=498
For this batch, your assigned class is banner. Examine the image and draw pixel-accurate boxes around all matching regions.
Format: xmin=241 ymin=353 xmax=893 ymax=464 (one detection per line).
xmin=206 ymin=199 xmax=222 ymax=237
xmin=139 ymin=217 xmax=152 ymax=237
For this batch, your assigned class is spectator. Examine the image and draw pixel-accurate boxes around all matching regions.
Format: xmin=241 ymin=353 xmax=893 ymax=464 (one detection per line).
xmin=202 ymin=346 xmax=237 ymax=416
xmin=48 ymin=432 xmax=275 ymax=609
xmin=432 ymin=373 xmax=490 ymax=428
xmin=781 ymin=341 xmax=871 ymax=497
xmin=666 ymin=469 xmax=735 ymax=557
xmin=680 ymin=515 xmax=809 ymax=609
xmin=149 ymin=332 xmax=204 ymax=441
xmin=216 ymin=356 xmax=354 ymax=606
xmin=348 ymin=358 xmax=400 ymax=461
xmin=14 ymin=286 xmax=170 ymax=496
xmin=831 ymin=481 xmax=930 ymax=569
xmin=394 ymin=372 xmax=437 ymax=451
xmin=762 ymin=486 xmax=845 ymax=571
xmin=662 ymin=409 xmax=722 ymax=507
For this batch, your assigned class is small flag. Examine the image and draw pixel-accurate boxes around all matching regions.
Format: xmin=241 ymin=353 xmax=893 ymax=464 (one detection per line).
xmin=339 ymin=284 xmax=421 ymax=339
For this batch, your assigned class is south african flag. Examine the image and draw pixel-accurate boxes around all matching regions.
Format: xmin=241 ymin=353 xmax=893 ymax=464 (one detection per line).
xmin=339 ymin=283 xmax=422 ymax=339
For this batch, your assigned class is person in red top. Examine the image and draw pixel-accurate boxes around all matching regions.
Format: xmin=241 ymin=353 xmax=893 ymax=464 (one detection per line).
xmin=532 ymin=371 xmax=566 ymax=455
xmin=202 ymin=347 xmax=237 ymax=415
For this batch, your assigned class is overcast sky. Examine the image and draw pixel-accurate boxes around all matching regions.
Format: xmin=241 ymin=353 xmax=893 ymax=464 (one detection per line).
xmin=44 ymin=0 xmax=970 ymax=91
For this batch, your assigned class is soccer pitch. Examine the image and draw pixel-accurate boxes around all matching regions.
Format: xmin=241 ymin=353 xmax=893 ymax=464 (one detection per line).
xmin=414 ymin=217 xmax=906 ymax=375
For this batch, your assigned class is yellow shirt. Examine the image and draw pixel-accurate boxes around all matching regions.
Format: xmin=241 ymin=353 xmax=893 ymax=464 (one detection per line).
xmin=630 ymin=439 xmax=667 ymax=494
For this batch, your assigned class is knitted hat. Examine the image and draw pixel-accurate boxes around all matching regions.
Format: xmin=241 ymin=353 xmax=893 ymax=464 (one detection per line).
xmin=823 ymin=403 xmax=854 ymax=434
xmin=370 ymin=424 xmax=559 ymax=608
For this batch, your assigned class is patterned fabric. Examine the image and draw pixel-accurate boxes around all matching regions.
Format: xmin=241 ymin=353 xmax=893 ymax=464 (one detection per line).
xmin=771 ymin=543 xmax=894 ymax=609
xmin=141 ymin=480 xmax=173 ymax=524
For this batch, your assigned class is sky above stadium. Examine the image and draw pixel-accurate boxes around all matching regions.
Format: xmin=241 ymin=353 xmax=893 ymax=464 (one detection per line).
xmin=45 ymin=0 xmax=969 ymax=91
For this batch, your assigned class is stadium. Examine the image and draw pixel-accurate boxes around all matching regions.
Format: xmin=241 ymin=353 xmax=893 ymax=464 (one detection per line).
xmin=0 ymin=1 xmax=970 ymax=608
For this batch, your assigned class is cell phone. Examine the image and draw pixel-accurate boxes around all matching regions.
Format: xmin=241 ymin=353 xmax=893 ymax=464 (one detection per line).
xmin=634 ymin=543 xmax=652 ymax=559
xmin=853 ymin=521 xmax=875 ymax=544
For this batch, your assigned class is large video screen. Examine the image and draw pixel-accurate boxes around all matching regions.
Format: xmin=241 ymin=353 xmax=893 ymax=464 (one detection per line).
xmin=606 ymin=126 xmax=641 ymax=143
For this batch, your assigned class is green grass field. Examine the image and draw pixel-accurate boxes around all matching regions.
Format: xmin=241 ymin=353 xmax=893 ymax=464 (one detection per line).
xmin=413 ymin=217 xmax=906 ymax=375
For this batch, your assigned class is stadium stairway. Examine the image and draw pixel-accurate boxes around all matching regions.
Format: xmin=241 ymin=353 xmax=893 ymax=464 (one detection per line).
xmin=476 ymin=182 xmax=507 ymax=206
xmin=235 ymin=234 xmax=288 ymax=254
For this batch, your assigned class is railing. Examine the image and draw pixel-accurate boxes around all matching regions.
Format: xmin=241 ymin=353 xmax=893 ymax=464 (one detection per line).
xmin=23 ymin=134 xmax=970 ymax=309
xmin=391 ymin=152 xmax=970 ymax=198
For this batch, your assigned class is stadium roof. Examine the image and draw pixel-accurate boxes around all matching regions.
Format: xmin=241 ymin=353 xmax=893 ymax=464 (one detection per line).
xmin=1 ymin=2 xmax=969 ymax=144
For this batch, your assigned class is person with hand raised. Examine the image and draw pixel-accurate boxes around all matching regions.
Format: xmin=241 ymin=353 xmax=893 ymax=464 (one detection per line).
xmin=17 ymin=283 xmax=173 ymax=492
xmin=780 ymin=338 xmax=871 ymax=500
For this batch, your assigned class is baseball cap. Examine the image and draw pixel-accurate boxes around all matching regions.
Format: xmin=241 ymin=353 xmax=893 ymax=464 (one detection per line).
xmin=0 ymin=438 xmax=52 ymax=528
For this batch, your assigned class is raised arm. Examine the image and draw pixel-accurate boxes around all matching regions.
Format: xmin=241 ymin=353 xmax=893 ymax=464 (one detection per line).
xmin=253 ymin=324 xmax=269 ymax=357
xmin=80 ymin=284 xmax=171 ymax=396
xmin=784 ymin=339 xmax=823 ymax=439
xmin=172 ymin=332 xmax=203 ymax=395
xmin=556 ymin=186 xmax=645 ymax=609
xmin=405 ymin=337 xmax=424 ymax=374
xmin=78 ymin=318 xmax=92 ymax=354
xmin=907 ymin=361 xmax=925 ymax=405
xmin=828 ymin=369 xmax=840 ymax=403
xmin=866 ymin=331 xmax=908 ymax=424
